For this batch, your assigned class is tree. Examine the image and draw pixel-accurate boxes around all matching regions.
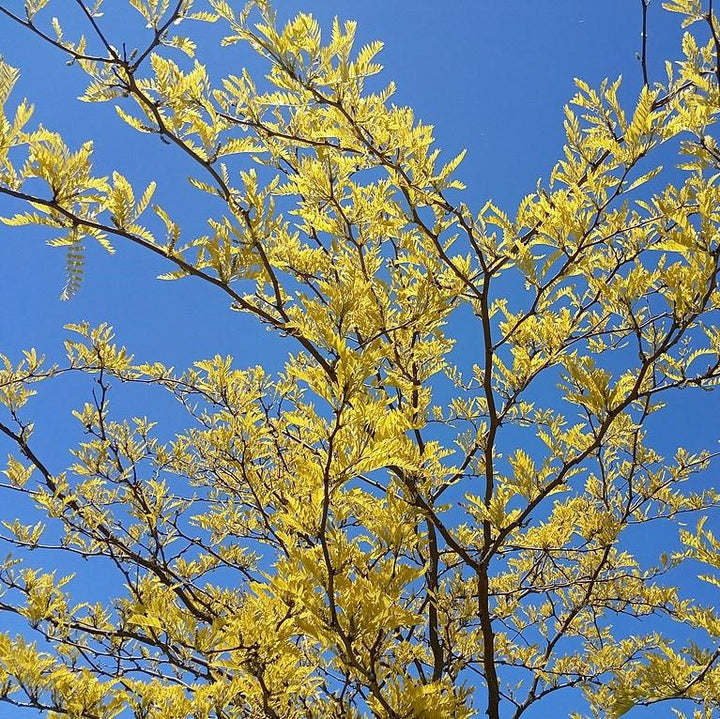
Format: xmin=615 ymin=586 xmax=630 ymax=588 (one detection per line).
xmin=1 ymin=0 xmax=720 ymax=716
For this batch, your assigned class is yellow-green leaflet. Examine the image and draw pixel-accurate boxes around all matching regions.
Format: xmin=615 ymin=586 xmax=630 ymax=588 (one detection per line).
xmin=1 ymin=1 xmax=720 ymax=718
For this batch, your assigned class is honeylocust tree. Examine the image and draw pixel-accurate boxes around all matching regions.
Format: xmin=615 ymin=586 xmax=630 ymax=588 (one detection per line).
xmin=1 ymin=1 xmax=720 ymax=717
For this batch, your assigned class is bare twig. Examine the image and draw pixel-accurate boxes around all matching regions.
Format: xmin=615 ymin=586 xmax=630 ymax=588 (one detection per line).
xmin=640 ymin=0 xmax=650 ymax=86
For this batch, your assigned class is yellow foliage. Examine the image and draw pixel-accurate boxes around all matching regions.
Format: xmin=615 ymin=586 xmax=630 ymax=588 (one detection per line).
xmin=0 ymin=1 xmax=720 ymax=718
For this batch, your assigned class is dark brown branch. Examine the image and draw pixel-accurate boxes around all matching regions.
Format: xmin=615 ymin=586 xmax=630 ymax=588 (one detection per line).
xmin=0 ymin=186 xmax=338 ymax=383
xmin=0 ymin=5 xmax=111 ymax=63
xmin=708 ymin=0 xmax=720 ymax=89
xmin=640 ymin=0 xmax=650 ymax=86
xmin=425 ymin=519 xmax=444 ymax=682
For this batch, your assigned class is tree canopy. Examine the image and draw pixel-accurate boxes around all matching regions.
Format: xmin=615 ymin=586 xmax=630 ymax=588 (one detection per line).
xmin=2 ymin=1 xmax=720 ymax=717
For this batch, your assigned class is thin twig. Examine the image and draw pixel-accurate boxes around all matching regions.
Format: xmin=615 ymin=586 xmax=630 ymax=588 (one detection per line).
xmin=640 ymin=0 xmax=650 ymax=86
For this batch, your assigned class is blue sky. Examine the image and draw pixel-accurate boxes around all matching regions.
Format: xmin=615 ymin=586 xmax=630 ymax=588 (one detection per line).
xmin=0 ymin=1 xmax=718 ymax=717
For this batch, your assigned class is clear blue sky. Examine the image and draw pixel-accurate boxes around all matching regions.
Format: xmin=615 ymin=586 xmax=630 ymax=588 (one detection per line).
xmin=0 ymin=2 xmax=718 ymax=717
